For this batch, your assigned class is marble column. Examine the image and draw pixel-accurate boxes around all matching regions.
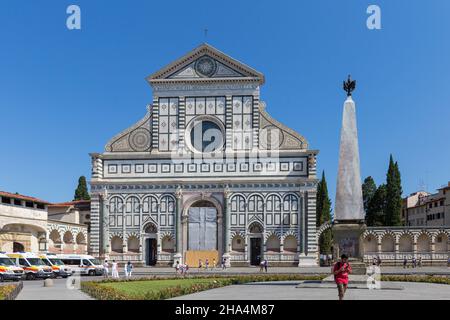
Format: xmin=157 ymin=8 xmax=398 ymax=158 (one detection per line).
xmin=173 ymin=186 xmax=183 ymax=266
xmin=222 ymin=186 xmax=231 ymax=267
xmin=100 ymin=188 xmax=109 ymax=259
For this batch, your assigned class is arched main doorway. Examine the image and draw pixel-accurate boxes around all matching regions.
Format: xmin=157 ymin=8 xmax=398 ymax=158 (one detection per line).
xmin=143 ymin=223 xmax=157 ymax=266
xmin=248 ymin=222 xmax=263 ymax=266
xmin=187 ymin=200 xmax=217 ymax=251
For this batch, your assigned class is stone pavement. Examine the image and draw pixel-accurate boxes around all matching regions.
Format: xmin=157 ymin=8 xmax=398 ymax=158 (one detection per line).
xmin=172 ymin=280 xmax=450 ymax=300
xmin=16 ymin=278 xmax=93 ymax=300
xmin=128 ymin=265 xmax=450 ymax=276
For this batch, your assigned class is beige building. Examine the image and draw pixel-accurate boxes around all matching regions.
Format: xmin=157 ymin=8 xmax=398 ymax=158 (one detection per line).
xmin=47 ymin=200 xmax=90 ymax=254
xmin=0 ymin=191 xmax=88 ymax=254
xmin=402 ymin=182 xmax=450 ymax=227
xmin=0 ymin=191 xmax=49 ymax=252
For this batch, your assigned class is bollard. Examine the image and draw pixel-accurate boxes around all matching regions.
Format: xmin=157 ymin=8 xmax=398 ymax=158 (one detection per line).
xmin=43 ymin=278 xmax=54 ymax=287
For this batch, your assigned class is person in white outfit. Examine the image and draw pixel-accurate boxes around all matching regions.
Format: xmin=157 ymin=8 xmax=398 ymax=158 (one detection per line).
xmin=103 ymin=260 xmax=109 ymax=278
xmin=111 ymin=260 xmax=119 ymax=278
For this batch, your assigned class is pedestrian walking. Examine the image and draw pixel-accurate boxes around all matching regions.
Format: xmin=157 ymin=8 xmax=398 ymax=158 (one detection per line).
xmin=377 ymin=256 xmax=382 ymax=266
xmin=212 ymin=258 xmax=216 ymax=270
xmin=103 ymin=260 xmax=109 ymax=278
xmin=221 ymin=257 xmax=226 ymax=270
xmin=175 ymin=260 xmax=180 ymax=273
xmin=111 ymin=260 xmax=119 ymax=278
xmin=205 ymin=258 xmax=209 ymax=270
xmin=403 ymin=257 xmax=407 ymax=268
xmin=333 ymin=254 xmax=352 ymax=300
xmin=412 ymin=257 xmax=417 ymax=268
xmin=327 ymin=254 xmax=332 ymax=266
xmin=264 ymin=259 xmax=268 ymax=272
xmin=198 ymin=259 xmax=203 ymax=272
xmin=125 ymin=261 xmax=133 ymax=278
xmin=418 ymin=257 xmax=422 ymax=267
xmin=259 ymin=260 xmax=264 ymax=272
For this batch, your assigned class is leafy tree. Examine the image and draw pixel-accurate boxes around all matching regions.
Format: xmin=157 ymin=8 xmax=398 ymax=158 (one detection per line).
xmin=362 ymin=176 xmax=377 ymax=214
xmin=74 ymin=176 xmax=90 ymax=201
xmin=366 ymin=184 xmax=387 ymax=226
xmin=316 ymin=171 xmax=333 ymax=254
xmin=385 ymin=155 xmax=403 ymax=226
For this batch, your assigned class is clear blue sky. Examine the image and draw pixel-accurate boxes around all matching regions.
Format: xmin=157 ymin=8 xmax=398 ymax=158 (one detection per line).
xmin=1 ymin=1 xmax=449 ymax=206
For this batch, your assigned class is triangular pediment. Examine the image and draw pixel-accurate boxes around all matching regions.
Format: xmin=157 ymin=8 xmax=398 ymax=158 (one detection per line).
xmin=146 ymin=43 xmax=264 ymax=84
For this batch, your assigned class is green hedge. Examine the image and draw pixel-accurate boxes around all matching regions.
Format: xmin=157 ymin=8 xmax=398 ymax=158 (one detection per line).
xmin=81 ymin=274 xmax=326 ymax=300
xmin=0 ymin=284 xmax=19 ymax=300
xmin=381 ymin=275 xmax=450 ymax=285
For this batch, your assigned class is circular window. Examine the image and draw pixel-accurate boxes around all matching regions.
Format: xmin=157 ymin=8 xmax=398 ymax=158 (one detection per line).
xmin=189 ymin=120 xmax=224 ymax=153
xmin=194 ymin=56 xmax=217 ymax=77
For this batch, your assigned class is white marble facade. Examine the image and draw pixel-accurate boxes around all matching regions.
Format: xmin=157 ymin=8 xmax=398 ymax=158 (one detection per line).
xmin=90 ymin=44 xmax=319 ymax=266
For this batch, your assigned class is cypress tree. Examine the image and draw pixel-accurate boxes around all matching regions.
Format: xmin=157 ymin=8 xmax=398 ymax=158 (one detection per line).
xmin=74 ymin=176 xmax=91 ymax=201
xmin=316 ymin=171 xmax=333 ymax=254
xmin=385 ymin=155 xmax=403 ymax=226
xmin=367 ymin=184 xmax=387 ymax=226
xmin=362 ymin=176 xmax=377 ymax=214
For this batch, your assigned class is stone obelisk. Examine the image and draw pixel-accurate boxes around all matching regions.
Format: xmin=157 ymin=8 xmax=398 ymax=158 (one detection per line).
xmin=332 ymin=76 xmax=366 ymax=274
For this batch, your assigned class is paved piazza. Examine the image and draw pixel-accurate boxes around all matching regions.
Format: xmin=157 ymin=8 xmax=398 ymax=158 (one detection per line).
xmin=172 ymin=281 xmax=450 ymax=300
xmin=9 ymin=266 xmax=450 ymax=300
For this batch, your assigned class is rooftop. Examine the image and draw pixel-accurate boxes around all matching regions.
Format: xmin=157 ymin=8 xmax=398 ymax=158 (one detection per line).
xmin=48 ymin=200 xmax=91 ymax=207
xmin=0 ymin=190 xmax=51 ymax=205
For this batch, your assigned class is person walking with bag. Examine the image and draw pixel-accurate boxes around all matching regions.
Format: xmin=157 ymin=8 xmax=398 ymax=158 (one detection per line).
xmin=333 ymin=254 xmax=352 ymax=300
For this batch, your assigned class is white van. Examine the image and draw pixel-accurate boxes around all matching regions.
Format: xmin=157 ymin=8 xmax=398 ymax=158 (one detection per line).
xmin=0 ymin=253 xmax=24 ymax=281
xmin=58 ymin=254 xmax=104 ymax=276
xmin=7 ymin=252 xmax=53 ymax=280
xmin=39 ymin=253 xmax=72 ymax=278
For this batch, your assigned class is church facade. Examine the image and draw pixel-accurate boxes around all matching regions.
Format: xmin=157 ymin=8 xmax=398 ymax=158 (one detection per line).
xmin=89 ymin=44 xmax=319 ymax=266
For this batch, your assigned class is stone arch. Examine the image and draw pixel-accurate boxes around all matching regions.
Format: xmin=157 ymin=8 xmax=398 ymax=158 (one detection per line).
xmin=159 ymin=194 xmax=176 ymax=213
xmin=183 ymin=194 xmax=223 ymax=218
xmin=48 ymin=229 xmax=62 ymax=253
xmin=143 ymin=222 xmax=158 ymax=234
xmin=142 ymin=195 xmax=159 ymax=214
xmin=399 ymin=233 xmax=413 ymax=252
xmin=183 ymin=195 xmax=223 ymax=252
xmin=161 ymin=234 xmax=175 ymax=253
xmin=76 ymin=232 xmax=87 ymax=254
xmin=109 ymin=196 xmax=124 ymax=213
xmin=248 ymin=221 xmax=263 ymax=234
xmin=317 ymin=221 xmax=332 ymax=239
xmin=283 ymin=235 xmax=297 ymax=253
xmin=111 ymin=235 xmax=123 ymax=253
xmin=363 ymin=233 xmax=378 ymax=253
xmin=124 ymin=195 xmax=141 ymax=213
xmin=49 ymin=229 xmax=62 ymax=242
xmin=127 ymin=235 xmax=140 ymax=253
xmin=417 ymin=233 xmax=431 ymax=253
xmin=231 ymin=233 xmax=245 ymax=252
xmin=434 ymin=232 xmax=449 ymax=252
xmin=266 ymin=234 xmax=281 ymax=253
xmin=264 ymin=230 xmax=281 ymax=241
xmin=76 ymin=232 xmax=86 ymax=244
xmin=62 ymin=230 xmax=74 ymax=253
xmin=247 ymin=193 xmax=264 ymax=222
xmin=63 ymin=230 xmax=74 ymax=244
xmin=381 ymin=233 xmax=395 ymax=252
xmin=265 ymin=193 xmax=282 ymax=211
